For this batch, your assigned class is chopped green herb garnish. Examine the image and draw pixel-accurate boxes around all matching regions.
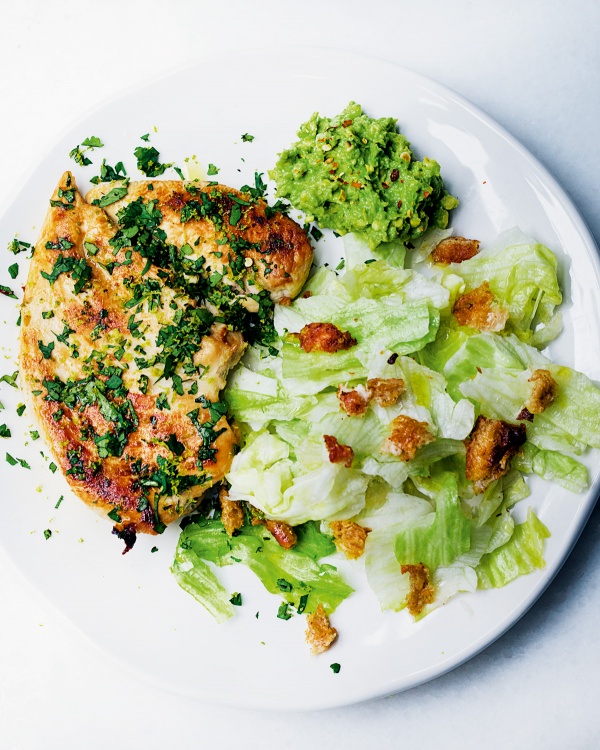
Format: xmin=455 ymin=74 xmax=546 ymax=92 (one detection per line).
xmin=0 ymin=284 xmax=17 ymax=299
xmin=330 ymin=663 xmax=341 ymax=674
xmin=55 ymin=495 xmax=64 ymax=509
xmin=0 ymin=371 xmax=19 ymax=388
xmin=16 ymin=404 xmax=25 ymax=417
xmin=8 ymin=238 xmax=31 ymax=255
xmin=0 ymin=424 xmax=10 ymax=438
xmin=38 ymin=340 xmax=55 ymax=359
xmin=229 ymin=592 xmax=242 ymax=606
xmin=151 ymin=546 xmax=158 ymax=553
xmin=95 ymin=186 xmax=129 ymax=207
xmin=43 ymin=529 xmax=52 ymax=540
xmin=277 ymin=602 xmax=292 ymax=620
xmin=84 ymin=241 xmax=99 ymax=255
xmin=134 ymin=145 xmax=172 ymax=177
xmin=207 ymin=164 xmax=219 ymax=176
xmin=107 ymin=508 xmax=121 ymax=522
xmin=8 ymin=263 xmax=18 ymax=279
xmin=241 ymin=133 xmax=254 ymax=142
xmin=90 ymin=160 xmax=127 ymax=184
xmin=30 ymin=430 xmax=40 ymax=440
xmin=277 ymin=578 xmax=293 ymax=592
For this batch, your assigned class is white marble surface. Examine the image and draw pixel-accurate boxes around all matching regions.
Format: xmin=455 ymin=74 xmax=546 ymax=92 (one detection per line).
xmin=1 ymin=1 xmax=599 ymax=747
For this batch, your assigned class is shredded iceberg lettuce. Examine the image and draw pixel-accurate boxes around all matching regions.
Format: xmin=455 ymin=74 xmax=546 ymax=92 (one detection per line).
xmin=172 ymin=225 xmax=600 ymax=633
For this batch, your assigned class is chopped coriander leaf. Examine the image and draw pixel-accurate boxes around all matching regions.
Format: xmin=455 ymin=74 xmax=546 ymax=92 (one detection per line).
xmin=140 ymin=133 xmax=150 ymax=142
xmin=134 ymin=145 xmax=172 ymax=177
xmin=69 ymin=146 xmax=92 ymax=167
xmin=0 ymin=284 xmax=17 ymax=299
xmin=90 ymin=160 xmax=127 ymax=184
xmin=277 ymin=578 xmax=293 ymax=592
xmin=84 ymin=241 xmax=99 ymax=255
xmin=43 ymin=529 xmax=52 ymax=540
xmin=55 ymin=495 xmax=64 ymax=509
xmin=8 ymin=238 xmax=31 ymax=254
xmin=0 ymin=424 xmax=10 ymax=438
xmin=277 ymin=602 xmax=292 ymax=620
xmin=207 ymin=163 xmax=219 ymax=176
xmin=49 ymin=462 xmax=57 ymax=474
xmin=45 ymin=237 xmax=74 ymax=251
xmin=107 ymin=508 xmax=121 ymax=522
xmin=330 ymin=663 xmax=341 ymax=674
xmin=0 ymin=371 xmax=19 ymax=388
xmin=364 ymin=258 xmax=377 ymax=264
xmin=156 ymin=393 xmax=170 ymax=410
xmin=310 ymin=226 xmax=323 ymax=241
xmin=335 ymin=259 xmax=346 ymax=271
xmin=95 ymin=186 xmax=129 ymax=207
xmin=173 ymin=166 xmax=185 ymax=180
xmin=241 ymin=133 xmax=254 ymax=142
xmin=30 ymin=430 xmax=40 ymax=440
xmin=16 ymin=404 xmax=25 ymax=416
xmin=38 ymin=340 xmax=55 ymax=359
xmin=151 ymin=546 xmax=158 ymax=553
xmin=6 ymin=452 xmax=17 ymax=465
xmin=81 ymin=136 xmax=104 ymax=148
xmin=40 ymin=254 xmax=91 ymax=294
xmin=229 ymin=592 xmax=242 ymax=606
xmin=8 ymin=263 xmax=18 ymax=279
xmin=297 ymin=593 xmax=309 ymax=614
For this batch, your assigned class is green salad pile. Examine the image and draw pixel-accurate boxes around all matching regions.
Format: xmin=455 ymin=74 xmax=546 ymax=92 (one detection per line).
xmin=173 ymin=225 xmax=600 ymax=624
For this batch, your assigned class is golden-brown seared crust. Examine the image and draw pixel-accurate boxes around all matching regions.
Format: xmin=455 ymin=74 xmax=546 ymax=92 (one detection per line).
xmin=323 ymin=435 xmax=354 ymax=468
xmin=465 ymin=415 xmax=527 ymax=494
xmin=305 ymin=604 xmax=338 ymax=654
xmin=85 ymin=179 xmax=313 ymax=302
xmin=381 ymin=415 xmax=434 ymax=461
xmin=367 ymin=377 xmax=405 ymax=407
xmin=20 ymin=173 xmax=246 ymax=535
xmin=329 ymin=520 xmax=371 ymax=560
xmin=526 ymin=369 xmax=558 ymax=414
xmin=431 ymin=236 xmax=480 ymax=264
xmin=452 ymin=282 xmax=509 ymax=332
xmin=337 ymin=385 xmax=370 ymax=417
xmin=219 ymin=486 xmax=245 ymax=537
xmin=401 ymin=564 xmax=435 ymax=616
xmin=297 ymin=322 xmax=357 ymax=353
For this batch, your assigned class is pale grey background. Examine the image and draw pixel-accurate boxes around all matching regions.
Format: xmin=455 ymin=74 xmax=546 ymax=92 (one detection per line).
xmin=1 ymin=1 xmax=599 ymax=748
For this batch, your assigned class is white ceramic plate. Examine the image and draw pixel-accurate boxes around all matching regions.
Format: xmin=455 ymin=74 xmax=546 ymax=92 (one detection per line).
xmin=1 ymin=47 xmax=599 ymax=711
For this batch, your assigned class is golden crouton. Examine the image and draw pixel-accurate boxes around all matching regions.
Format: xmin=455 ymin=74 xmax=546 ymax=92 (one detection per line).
xmin=305 ymin=604 xmax=338 ymax=654
xmin=465 ymin=415 xmax=527 ymax=493
xmin=526 ymin=369 xmax=558 ymax=414
xmin=250 ymin=509 xmax=297 ymax=549
xmin=367 ymin=377 xmax=405 ymax=407
xmin=324 ymin=435 xmax=354 ymax=468
xmin=401 ymin=563 xmax=436 ymax=616
xmin=329 ymin=520 xmax=371 ymax=560
xmin=431 ymin=236 xmax=480 ymax=265
xmin=297 ymin=322 xmax=357 ymax=353
xmin=264 ymin=519 xmax=297 ymax=549
xmin=381 ymin=415 xmax=435 ymax=461
xmin=219 ymin=486 xmax=244 ymax=537
xmin=452 ymin=282 xmax=509 ymax=332
xmin=337 ymin=385 xmax=370 ymax=416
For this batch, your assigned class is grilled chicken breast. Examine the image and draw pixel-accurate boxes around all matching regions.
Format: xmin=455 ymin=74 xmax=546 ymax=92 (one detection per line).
xmin=20 ymin=172 xmax=312 ymax=540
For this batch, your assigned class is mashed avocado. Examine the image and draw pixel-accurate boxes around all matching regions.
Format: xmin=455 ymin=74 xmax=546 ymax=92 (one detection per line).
xmin=270 ymin=102 xmax=458 ymax=249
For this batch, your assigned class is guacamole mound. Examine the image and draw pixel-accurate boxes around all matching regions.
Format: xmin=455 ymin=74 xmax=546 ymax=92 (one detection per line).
xmin=270 ymin=102 xmax=459 ymax=249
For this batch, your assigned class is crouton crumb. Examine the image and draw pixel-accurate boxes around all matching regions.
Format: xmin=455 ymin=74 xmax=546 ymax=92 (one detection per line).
xmin=219 ymin=487 xmax=244 ymax=537
xmin=431 ymin=236 xmax=480 ymax=265
xmin=337 ymin=384 xmax=370 ymax=416
xmin=526 ymin=369 xmax=558 ymax=414
xmin=381 ymin=415 xmax=435 ymax=461
xmin=264 ymin=519 xmax=297 ymax=549
xmin=298 ymin=322 xmax=357 ymax=353
xmin=465 ymin=415 xmax=527 ymax=493
xmin=401 ymin=563 xmax=435 ymax=616
xmin=329 ymin=520 xmax=371 ymax=559
xmin=367 ymin=377 xmax=405 ymax=407
xmin=305 ymin=603 xmax=338 ymax=654
xmin=324 ymin=435 xmax=354 ymax=467
xmin=452 ymin=281 xmax=509 ymax=332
